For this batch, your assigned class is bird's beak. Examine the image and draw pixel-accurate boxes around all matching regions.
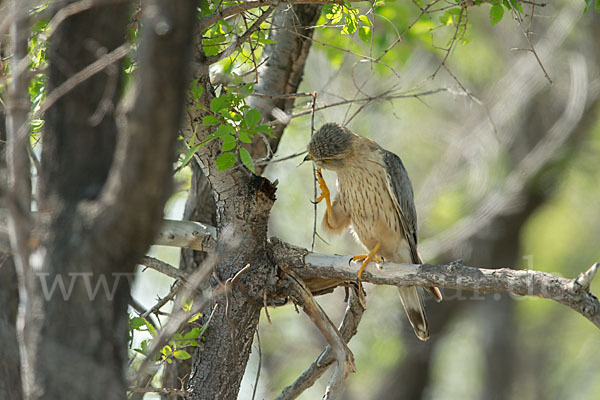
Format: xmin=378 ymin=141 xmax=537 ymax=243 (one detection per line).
xmin=303 ymin=152 xmax=312 ymax=162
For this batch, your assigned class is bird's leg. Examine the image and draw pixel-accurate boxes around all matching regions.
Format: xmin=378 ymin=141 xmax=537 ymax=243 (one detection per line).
xmin=352 ymin=242 xmax=382 ymax=279
xmin=313 ymin=168 xmax=333 ymax=223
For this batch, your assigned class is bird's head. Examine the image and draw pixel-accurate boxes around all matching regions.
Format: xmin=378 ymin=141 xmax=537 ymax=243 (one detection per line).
xmin=305 ymin=123 xmax=356 ymax=171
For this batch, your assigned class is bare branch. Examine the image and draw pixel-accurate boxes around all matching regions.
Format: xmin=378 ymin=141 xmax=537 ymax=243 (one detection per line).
xmin=5 ymin=2 xmax=35 ymax=397
xmin=139 ymin=256 xmax=187 ymax=280
xmin=154 ymin=219 xmax=216 ymax=252
xmin=276 ymin=288 xmax=365 ymax=400
xmin=285 ymin=271 xmax=356 ymax=400
xmin=296 ymin=254 xmax=600 ymax=329
xmin=36 ymin=42 xmax=130 ymax=118
xmin=147 ymin=220 xmax=600 ymax=329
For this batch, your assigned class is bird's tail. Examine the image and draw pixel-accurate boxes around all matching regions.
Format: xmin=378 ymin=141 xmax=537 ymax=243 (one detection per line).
xmin=398 ymin=286 xmax=429 ymax=341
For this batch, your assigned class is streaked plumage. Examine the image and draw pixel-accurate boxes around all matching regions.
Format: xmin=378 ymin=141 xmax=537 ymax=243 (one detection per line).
xmin=307 ymin=122 xmax=441 ymax=341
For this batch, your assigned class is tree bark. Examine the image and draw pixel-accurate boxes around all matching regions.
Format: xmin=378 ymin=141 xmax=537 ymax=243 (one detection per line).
xmin=177 ymin=5 xmax=321 ymax=399
xmin=14 ymin=1 xmax=198 ymax=399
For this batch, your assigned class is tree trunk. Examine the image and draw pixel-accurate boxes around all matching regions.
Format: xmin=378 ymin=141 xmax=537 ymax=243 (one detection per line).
xmin=12 ymin=1 xmax=198 ymax=399
xmin=182 ymin=5 xmax=321 ymax=399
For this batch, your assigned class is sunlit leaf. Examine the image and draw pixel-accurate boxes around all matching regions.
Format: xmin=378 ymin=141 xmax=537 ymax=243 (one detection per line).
xmin=358 ymin=15 xmax=372 ymax=26
xmin=358 ymin=26 xmax=371 ymax=42
xmin=173 ymin=350 xmax=191 ymax=360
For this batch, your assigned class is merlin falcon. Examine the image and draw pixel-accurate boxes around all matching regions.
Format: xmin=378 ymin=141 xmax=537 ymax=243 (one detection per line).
xmin=306 ymin=122 xmax=442 ymax=341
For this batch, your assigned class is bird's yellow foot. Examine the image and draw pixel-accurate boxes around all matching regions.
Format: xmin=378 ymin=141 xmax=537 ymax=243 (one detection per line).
xmin=313 ymin=168 xmax=334 ymax=225
xmin=353 ymin=242 xmax=382 ymax=279
xmin=313 ymin=168 xmax=331 ymax=207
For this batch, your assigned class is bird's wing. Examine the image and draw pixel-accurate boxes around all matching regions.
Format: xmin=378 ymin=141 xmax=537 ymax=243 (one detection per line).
xmin=382 ymin=149 xmax=420 ymax=264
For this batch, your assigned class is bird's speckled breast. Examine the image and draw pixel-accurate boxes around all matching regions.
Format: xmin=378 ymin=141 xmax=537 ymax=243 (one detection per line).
xmin=336 ymin=165 xmax=403 ymax=252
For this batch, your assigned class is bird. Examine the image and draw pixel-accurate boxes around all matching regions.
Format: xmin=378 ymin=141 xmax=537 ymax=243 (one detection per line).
xmin=305 ymin=122 xmax=442 ymax=341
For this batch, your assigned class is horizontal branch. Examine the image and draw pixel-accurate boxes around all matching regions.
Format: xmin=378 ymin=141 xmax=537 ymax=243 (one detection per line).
xmin=149 ymin=220 xmax=600 ymax=330
xmin=298 ymin=254 xmax=600 ymax=328
xmin=154 ymin=219 xmax=216 ymax=251
xmin=2 ymin=213 xmax=598 ymax=329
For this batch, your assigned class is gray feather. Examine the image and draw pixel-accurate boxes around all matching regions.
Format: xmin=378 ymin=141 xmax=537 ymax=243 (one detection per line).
xmin=382 ymin=150 xmax=420 ymax=264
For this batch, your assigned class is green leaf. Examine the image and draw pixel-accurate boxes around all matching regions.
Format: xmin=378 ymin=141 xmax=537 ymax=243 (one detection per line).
xmin=244 ymin=108 xmax=261 ymax=127
xmin=140 ymin=339 xmax=149 ymax=354
xmin=214 ymin=124 xmax=235 ymax=137
xmin=489 ymin=4 xmax=504 ymax=25
xmin=202 ymin=115 xmax=219 ymax=125
xmin=358 ymin=26 xmax=371 ymax=42
xmin=191 ymin=80 xmax=204 ymax=99
xmin=325 ymin=5 xmax=343 ymax=24
xmin=238 ymin=130 xmax=252 ymax=143
xmin=188 ymin=313 xmax=202 ymax=323
xmin=216 ymin=152 xmax=237 ymax=172
xmin=258 ymin=38 xmax=277 ymax=45
xmin=184 ymin=328 xmax=202 ymax=339
xmin=358 ymin=15 xmax=372 ymax=26
xmin=341 ymin=14 xmax=357 ymax=35
xmin=173 ymin=350 xmax=191 ymax=360
xmin=129 ymin=317 xmax=146 ymax=330
xmin=210 ymin=96 xmax=228 ymax=113
xmin=221 ymin=134 xmax=237 ymax=151
xmin=256 ymin=124 xmax=272 ymax=133
xmin=239 ymin=147 xmax=255 ymax=173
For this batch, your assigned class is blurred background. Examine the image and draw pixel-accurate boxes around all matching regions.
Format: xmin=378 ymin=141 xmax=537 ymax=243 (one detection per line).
xmin=134 ymin=1 xmax=600 ymax=398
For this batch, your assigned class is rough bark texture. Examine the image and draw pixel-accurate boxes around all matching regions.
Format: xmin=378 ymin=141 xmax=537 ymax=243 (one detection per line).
xmin=14 ymin=1 xmax=198 ymax=399
xmin=172 ymin=5 xmax=321 ymax=398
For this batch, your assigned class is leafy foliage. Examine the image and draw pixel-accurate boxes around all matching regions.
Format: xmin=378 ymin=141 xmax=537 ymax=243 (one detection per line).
xmin=184 ymin=76 xmax=274 ymax=173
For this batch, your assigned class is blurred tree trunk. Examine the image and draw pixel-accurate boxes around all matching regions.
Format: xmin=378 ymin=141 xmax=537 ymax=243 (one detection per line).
xmin=3 ymin=1 xmax=197 ymax=399
xmin=0 ymin=96 xmax=22 ymax=398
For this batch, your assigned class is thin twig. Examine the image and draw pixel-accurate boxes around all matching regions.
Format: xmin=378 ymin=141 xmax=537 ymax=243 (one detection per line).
xmin=36 ymin=42 xmax=130 ymax=117
xmin=251 ymin=328 xmax=262 ymax=400
xmin=139 ymin=256 xmax=187 ymax=280
xmin=141 ymin=281 xmax=184 ymax=319
xmin=204 ymin=6 xmax=276 ymax=64
xmin=432 ymin=6 xmax=465 ymax=78
xmin=310 ymin=92 xmax=318 ymax=252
